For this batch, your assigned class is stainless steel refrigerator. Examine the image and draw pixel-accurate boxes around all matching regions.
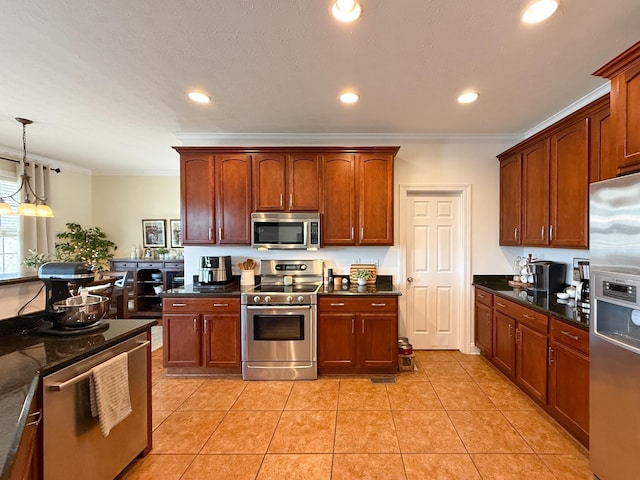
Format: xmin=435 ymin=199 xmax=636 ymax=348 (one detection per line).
xmin=590 ymin=171 xmax=640 ymax=480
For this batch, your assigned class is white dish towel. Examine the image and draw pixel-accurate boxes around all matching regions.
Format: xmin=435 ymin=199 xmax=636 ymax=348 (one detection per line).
xmin=90 ymin=352 xmax=132 ymax=436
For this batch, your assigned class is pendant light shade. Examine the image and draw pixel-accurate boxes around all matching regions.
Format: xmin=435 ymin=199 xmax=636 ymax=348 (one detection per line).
xmin=0 ymin=118 xmax=54 ymax=217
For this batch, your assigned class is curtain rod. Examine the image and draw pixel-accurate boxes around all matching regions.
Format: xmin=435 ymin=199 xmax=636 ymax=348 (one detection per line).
xmin=0 ymin=156 xmax=61 ymax=173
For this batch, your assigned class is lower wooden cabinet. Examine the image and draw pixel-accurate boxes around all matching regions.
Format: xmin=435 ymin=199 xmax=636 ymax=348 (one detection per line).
xmin=8 ymin=391 xmax=41 ymax=480
xmin=162 ymin=297 xmax=240 ymax=371
xmin=516 ymin=322 xmax=548 ymax=404
xmin=318 ymin=296 xmax=398 ymax=374
xmin=492 ymin=311 xmax=516 ymax=376
xmin=474 ymin=289 xmax=493 ymax=357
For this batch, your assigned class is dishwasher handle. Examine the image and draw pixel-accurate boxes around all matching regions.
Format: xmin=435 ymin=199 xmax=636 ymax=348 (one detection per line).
xmin=47 ymin=340 xmax=150 ymax=392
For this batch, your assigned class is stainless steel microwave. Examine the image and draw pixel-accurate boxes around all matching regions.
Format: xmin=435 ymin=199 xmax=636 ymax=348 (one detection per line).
xmin=251 ymin=212 xmax=320 ymax=250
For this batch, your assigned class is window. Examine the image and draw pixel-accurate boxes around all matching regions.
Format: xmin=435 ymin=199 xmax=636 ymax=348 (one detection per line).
xmin=0 ymin=170 xmax=19 ymax=276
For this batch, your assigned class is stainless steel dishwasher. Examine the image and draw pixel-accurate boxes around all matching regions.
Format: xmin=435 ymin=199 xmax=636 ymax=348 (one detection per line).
xmin=42 ymin=332 xmax=150 ymax=480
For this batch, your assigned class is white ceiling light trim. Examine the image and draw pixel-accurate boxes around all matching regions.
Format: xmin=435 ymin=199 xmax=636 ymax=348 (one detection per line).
xmin=457 ymin=91 xmax=479 ymax=104
xmin=340 ymin=91 xmax=360 ymax=103
xmin=331 ymin=0 xmax=362 ymax=22
xmin=521 ymin=0 xmax=559 ymax=23
xmin=187 ymin=91 xmax=212 ymax=103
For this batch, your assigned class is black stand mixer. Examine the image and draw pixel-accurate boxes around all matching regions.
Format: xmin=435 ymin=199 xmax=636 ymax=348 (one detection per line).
xmin=38 ymin=262 xmax=104 ymax=333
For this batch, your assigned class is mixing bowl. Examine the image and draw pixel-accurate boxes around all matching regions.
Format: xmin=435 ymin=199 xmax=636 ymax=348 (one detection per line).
xmin=52 ymin=295 xmax=109 ymax=328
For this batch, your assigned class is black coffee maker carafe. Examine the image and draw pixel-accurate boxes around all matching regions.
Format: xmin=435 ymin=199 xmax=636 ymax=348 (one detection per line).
xmin=198 ymin=256 xmax=232 ymax=284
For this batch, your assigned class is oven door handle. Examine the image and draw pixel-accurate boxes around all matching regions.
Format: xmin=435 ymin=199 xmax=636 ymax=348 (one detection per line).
xmin=245 ymin=305 xmax=312 ymax=311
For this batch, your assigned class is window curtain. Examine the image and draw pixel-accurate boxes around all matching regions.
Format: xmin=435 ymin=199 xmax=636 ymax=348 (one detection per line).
xmin=20 ymin=162 xmax=53 ymax=259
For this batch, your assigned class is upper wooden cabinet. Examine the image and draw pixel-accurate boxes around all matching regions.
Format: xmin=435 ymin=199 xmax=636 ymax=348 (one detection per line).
xmin=594 ymin=41 xmax=640 ymax=176
xmin=498 ymin=95 xmax=609 ymax=249
xmin=322 ymin=148 xmax=397 ymax=246
xmin=177 ymin=149 xmax=252 ymax=245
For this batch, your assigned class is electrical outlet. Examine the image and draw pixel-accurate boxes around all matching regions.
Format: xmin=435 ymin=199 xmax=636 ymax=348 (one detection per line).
xmin=352 ymin=258 xmax=360 ymax=264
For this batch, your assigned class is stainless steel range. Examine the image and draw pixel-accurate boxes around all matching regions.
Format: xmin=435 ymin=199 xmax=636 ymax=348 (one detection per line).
xmin=241 ymin=259 xmax=323 ymax=380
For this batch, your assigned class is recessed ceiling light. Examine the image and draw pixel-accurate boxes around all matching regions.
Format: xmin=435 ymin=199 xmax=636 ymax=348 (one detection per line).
xmin=457 ymin=91 xmax=479 ymax=104
xmin=331 ymin=0 xmax=362 ymax=22
xmin=188 ymin=91 xmax=212 ymax=103
xmin=521 ymin=0 xmax=559 ymax=24
xmin=340 ymin=91 xmax=360 ymax=104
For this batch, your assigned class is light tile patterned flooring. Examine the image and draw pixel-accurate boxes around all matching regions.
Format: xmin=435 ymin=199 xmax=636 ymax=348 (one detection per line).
xmin=118 ymin=349 xmax=591 ymax=479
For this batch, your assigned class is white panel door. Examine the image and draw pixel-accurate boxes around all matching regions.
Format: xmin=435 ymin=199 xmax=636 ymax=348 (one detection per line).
xmin=406 ymin=193 xmax=461 ymax=349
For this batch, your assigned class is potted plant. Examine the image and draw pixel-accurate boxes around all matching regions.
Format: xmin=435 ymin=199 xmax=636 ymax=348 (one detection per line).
xmin=355 ymin=269 xmax=370 ymax=286
xmin=156 ymin=247 xmax=169 ymax=260
xmin=22 ymin=249 xmax=54 ymax=271
xmin=55 ymin=222 xmax=117 ymax=272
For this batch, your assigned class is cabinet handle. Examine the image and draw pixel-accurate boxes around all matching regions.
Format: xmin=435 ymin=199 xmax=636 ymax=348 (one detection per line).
xmin=561 ymin=330 xmax=580 ymax=341
xmin=26 ymin=410 xmax=42 ymax=427
xmin=549 ymin=225 xmax=553 ymax=241
xmin=218 ymin=227 xmax=223 ymax=240
xmin=208 ymin=228 xmax=212 ymax=241
xmin=496 ymin=302 xmax=506 ymax=308
xmin=279 ymin=193 xmax=283 ymax=207
xmin=204 ymin=318 xmax=208 ymax=333
xmin=362 ymin=319 xmax=365 ymax=334
xmin=289 ymin=193 xmax=293 ymax=208
xmin=172 ymin=303 xmax=187 ymax=307
xmin=514 ymin=227 xmax=518 ymax=241
xmin=193 ymin=318 xmax=197 ymax=333
xmin=352 ymin=318 xmax=354 ymax=334
xmin=371 ymin=303 xmax=387 ymax=307
xmin=360 ymin=227 xmax=364 ymax=241
xmin=515 ymin=327 xmax=521 ymax=343
xmin=548 ymin=346 xmax=555 ymax=364
xmin=541 ymin=225 xmax=545 ymax=240
xmin=330 ymin=302 xmax=345 ymax=307
xmin=477 ymin=293 xmax=485 ymax=299
xmin=213 ymin=303 xmax=229 ymax=307
xmin=523 ymin=314 xmax=535 ymax=320
xmin=351 ymin=227 xmax=354 ymax=241
xmin=508 ymin=324 xmax=513 ymax=337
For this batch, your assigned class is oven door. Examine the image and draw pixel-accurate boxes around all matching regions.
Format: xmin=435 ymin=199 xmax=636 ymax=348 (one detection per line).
xmin=241 ymin=304 xmax=316 ymax=379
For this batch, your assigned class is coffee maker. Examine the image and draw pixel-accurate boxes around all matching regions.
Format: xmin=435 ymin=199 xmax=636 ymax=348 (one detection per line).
xmin=527 ymin=260 xmax=567 ymax=295
xmin=198 ymin=256 xmax=232 ymax=284
xmin=575 ymin=260 xmax=590 ymax=308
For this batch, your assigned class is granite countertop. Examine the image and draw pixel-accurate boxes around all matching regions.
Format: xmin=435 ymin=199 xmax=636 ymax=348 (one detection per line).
xmin=473 ymin=275 xmax=589 ymax=330
xmin=0 ymin=316 xmax=157 ymax=480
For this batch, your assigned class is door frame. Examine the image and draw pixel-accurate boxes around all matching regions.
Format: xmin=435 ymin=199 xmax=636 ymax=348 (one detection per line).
xmin=397 ymin=184 xmax=474 ymax=354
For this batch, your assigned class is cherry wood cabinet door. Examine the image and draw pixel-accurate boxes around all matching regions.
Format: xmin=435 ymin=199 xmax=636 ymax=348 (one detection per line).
xmin=549 ymin=119 xmax=588 ymax=248
xmin=215 ymin=154 xmax=252 ymax=244
xmin=499 ymin=154 xmax=522 ymax=245
xmin=317 ymin=313 xmax=356 ymax=368
xmin=253 ymin=154 xmax=286 ymax=211
xmin=548 ymin=339 xmax=590 ymax=446
xmin=288 ymin=153 xmax=321 ymax=211
xmin=202 ymin=313 xmax=241 ymax=368
xmin=613 ymin=62 xmax=640 ymax=175
xmin=180 ymin=155 xmax=215 ymax=245
xmin=589 ymin=103 xmax=616 ymax=182
xmin=358 ymin=154 xmax=394 ymax=245
xmin=474 ymin=301 xmax=493 ymax=358
xmin=493 ymin=311 xmax=516 ymax=377
xmin=516 ymin=322 xmax=548 ymax=404
xmin=322 ymin=154 xmax=357 ymax=245
xmin=163 ymin=314 xmax=201 ymax=367
xmin=522 ymin=140 xmax=550 ymax=246
xmin=358 ymin=314 xmax=397 ymax=368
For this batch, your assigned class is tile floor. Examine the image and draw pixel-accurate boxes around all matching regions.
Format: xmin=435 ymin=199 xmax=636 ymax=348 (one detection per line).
xmin=118 ymin=349 xmax=592 ymax=479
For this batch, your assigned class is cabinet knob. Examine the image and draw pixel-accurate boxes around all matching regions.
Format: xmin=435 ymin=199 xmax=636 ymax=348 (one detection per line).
xmin=407 ymin=277 xmax=414 ymax=283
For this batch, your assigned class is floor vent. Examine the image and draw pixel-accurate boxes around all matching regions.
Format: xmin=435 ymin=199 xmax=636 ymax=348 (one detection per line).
xmin=370 ymin=376 xmax=396 ymax=384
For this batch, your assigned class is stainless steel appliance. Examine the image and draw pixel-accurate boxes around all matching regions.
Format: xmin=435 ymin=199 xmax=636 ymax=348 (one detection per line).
xmin=527 ymin=260 xmax=566 ymax=295
xmin=198 ymin=255 xmax=232 ymax=284
xmin=43 ymin=332 xmax=150 ymax=479
xmin=241 ymin=259 xmax=323 ymax=380
xmin=251 ymin=212 xmax=321 ymax=250
xmin=590 ymin=171 xmax=640 ymax=479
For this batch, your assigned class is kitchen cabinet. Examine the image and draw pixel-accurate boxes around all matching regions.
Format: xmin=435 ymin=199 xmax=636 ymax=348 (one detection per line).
xmin=8 ymin=391 xmax=41 ymax=480
xmin=322 ymin=150 xmax=396 ymax=246
xmin=110 ymin=260 xmax=184 ymax=318
xmin=253 ymin=153 xmax=321 ymax=211
xmin=594 ymin=41 xmax=640 ymax=176
xmin=318 ymin=296 xmax=398 ymax=374
xmin=499 ymin=154 xmax=522 ymax=245
xmin=162 ymin=297 xmax=241 ymax=371
xmin=474 ymin=288 xmax=493 ymax=357
xmin=177 ymin=150 xmax=252 ymax=245
xmin=493 ymin=297 xmax=548 ymax=404
xmin=548 ymin=318 xmax=590 ymax=447
xmin=521 ymin=139 xmax=550 ymax=246
xmin=589 ymin=99 xmax=616 ymax=182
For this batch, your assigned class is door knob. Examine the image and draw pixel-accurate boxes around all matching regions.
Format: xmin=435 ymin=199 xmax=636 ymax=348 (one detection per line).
xmin=407 ymin=277 xmax=414 ymax=282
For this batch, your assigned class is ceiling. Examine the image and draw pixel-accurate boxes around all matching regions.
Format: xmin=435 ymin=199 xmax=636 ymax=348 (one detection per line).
xmin=0 ymin=1 xmax=638 ymax=175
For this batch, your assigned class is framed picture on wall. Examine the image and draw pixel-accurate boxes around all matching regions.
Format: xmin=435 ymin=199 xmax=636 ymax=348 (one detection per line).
xmin=142 ymin=219 xmax=166 ymax=248
xmin=170 ymin=219 xmax=182 ymax=248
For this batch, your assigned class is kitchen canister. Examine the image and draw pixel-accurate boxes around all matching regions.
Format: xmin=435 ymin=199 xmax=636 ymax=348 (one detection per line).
xmin=240 ymin=270 xmax=255 ymax=286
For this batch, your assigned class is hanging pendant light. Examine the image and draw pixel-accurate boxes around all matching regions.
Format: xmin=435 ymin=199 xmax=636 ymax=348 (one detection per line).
xmin=0 ymin=118 xmax=54 ymax=217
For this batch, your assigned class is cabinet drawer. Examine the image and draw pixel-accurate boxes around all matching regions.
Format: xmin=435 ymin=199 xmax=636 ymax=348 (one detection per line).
xmin=494 ymin=297 xmax=548 ymax=333
xmin=163 ymin=297 xmax=240 ymax=313
xmin=474 ymin=288 xmax=493 ymax=307
xmin=164 ymin=262 xmax=184 ymax=269
xmin=550 ymin=318 xmax=589 ymax=354
xmin=319 ymin=296 xmax=397 ymax=313
xmin=137 ymin=262 xmax=163 ymax=269
xmin=111 ymin=261 xmax=137 ymax=270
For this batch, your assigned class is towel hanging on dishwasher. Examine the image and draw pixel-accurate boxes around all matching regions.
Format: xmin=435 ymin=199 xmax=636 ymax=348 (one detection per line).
xmin=89 ymin=352 xmax=132 ymax=436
